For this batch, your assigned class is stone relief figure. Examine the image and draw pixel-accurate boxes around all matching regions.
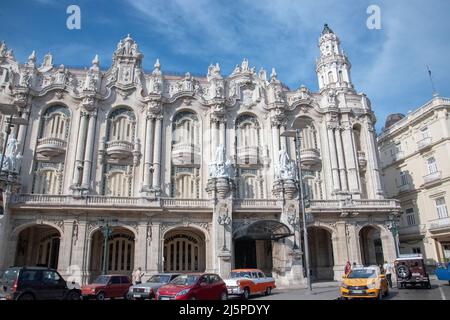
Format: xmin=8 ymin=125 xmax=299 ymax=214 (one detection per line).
xmin=0 ymin=133 xmax=22 ymax=173
xmin=19 ymin=70 xmax=31 ymax=87
xmin=208 ymin=145 xmax=233 ymax=178
xmin=275 ymin=149 xmax=297 ymax=180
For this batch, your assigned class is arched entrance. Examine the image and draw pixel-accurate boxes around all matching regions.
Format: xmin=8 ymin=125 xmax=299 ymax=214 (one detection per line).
xmin=14 ymin=225 xmax=61 ymax=269
xmin=163 ymin=228 xmax=206 ymax=273
xmin=359 ymin=226 xmax=384 ymax=266
xmin=233 ymin=220 xmax=292 ymax=275
xmin=90 ymin=227 xmax=135 ymax=279
xmin=308 ymin=227 xmax=335 ymax=280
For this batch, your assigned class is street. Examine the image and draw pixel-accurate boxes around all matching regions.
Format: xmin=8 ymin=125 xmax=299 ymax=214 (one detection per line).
xmin=250 ymin=279 xmax=450 ymax=300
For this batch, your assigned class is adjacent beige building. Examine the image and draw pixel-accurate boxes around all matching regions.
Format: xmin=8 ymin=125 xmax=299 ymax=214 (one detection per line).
xmin=378 ymin=96 xmax=450 ymax=266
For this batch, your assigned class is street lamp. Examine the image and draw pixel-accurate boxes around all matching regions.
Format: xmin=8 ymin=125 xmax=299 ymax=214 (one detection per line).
xmin=218 ymin=212 xmax=231 ymax=251
xmin=388 ymin=214 xmax=400 ymax=258
xmin=281 ymin=129 xmax=312 ymax=291
xmin=98 ymin=219 xmax=118 ymax=275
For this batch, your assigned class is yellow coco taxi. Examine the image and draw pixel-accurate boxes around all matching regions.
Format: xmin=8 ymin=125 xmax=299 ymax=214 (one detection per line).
xmin=340 ymin=266 xmax=389 ymax=300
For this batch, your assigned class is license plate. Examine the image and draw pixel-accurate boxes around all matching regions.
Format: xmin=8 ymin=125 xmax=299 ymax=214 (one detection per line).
xmin=352 ymin=290 xmax=364 ymax=294
xmin=412 ymin=273 xmax=420 ymax=276
xmin=133 ymin=294 xmax=141 ymax=298
xmin=160 ymin=297 xmax=170 ymax=300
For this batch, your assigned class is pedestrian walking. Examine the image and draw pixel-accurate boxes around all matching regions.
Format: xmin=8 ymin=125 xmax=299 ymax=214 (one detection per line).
xmin=344 ymin=261 xmax=351 ymax=276
xmin=133 ymin=267 xmax=144 ymax=285
xmin=383 ymin=261 xmax=393 ymax=288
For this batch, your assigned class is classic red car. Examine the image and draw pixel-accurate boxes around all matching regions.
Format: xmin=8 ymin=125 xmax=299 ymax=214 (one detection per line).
xmin=81 ymin=274 xmax=132 ymax=300
xmin=224 ymin=269 xmax=276 ymax=299
xmin=155 ymin=273 xmax=228 ymax=300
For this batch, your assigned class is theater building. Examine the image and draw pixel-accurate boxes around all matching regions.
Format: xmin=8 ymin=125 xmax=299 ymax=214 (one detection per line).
xmin=0 ymin=25 xmax=400 ymax=287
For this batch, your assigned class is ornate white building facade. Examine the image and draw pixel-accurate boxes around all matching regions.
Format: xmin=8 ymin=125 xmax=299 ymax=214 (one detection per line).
xmin=0 ymin=25 xmax=400 ymax=287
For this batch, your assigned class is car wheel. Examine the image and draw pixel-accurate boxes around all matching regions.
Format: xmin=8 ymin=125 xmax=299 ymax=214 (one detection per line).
xmin=396 ymin=265 xmax=411 ymax=280
xmin=18 ymin=293 xmax=35 ymax=301
xmin=242 ymin=288 xmax=250 ymax=300
xmin=67 ymin=291 xmax=81 ymax=300
xmin=265 ymin=287 xmax=272 ymax=296
xmin=96 ymin=292 xmax=106 ymax=301
xmin=220 ymin=292 xmax=228 ymax=300
xmin=427 ymin=282 xmax=431 ymax=289
xmin=189 ymin=296 xmax=196 ymax=300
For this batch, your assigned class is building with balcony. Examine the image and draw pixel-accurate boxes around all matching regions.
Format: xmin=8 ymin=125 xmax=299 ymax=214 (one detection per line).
xmin=378 ymin=97 xmax=450 ymax=266
xmin=0 ymin=26 xmax=400 ymax=287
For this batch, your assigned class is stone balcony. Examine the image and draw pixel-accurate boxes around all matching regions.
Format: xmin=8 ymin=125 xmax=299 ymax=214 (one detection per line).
xmin=423 ymin=171 xmax=442 ymax=185
xmin=398 ymin=183 xmax=412 ymax=193
xmin=417 ymin=137 xmax=432 ymax=151
xmin=398 ymin=224 xmax=426 ymax=237
xmin=36 ymin=137 xmax=67 ymax=158
xmin=357 ymin=151 xmax=367 ymax=169
xmin=106 ymin=140 xmax=134 ymax=160
xmin=171 ymin=142 xmax=201 ymax=165
xmin=237 ymin=146 xmax=259 ymax=164
xmin=429 ymin=217 xmax=450 ymax=232
xmin=9 ymin=194 xmax=400 ymax=215
xmin=300 ymin=148 xmax=321 ymax=167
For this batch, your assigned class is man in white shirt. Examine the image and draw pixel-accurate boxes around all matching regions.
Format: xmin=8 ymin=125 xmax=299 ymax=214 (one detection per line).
xmin=383 ymin=261 xmax=393 ymax=288
xmin=133 ymin=267 xmax=144 ymax=285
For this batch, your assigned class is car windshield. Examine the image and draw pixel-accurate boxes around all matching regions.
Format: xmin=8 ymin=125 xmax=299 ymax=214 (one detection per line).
xmin=170 ymin=275 xmax=199 ymax=286
xmin=229 ymin=272 xmax=252 ymax=278
xmin=148 ymin=275 xmax=171 ymax=284
xmin=93 ymin=275 xmax=110 ymax=284
xmin=3 ymin=269 xmax=19 ymax=282
xmin=348 ymin=269 xmax=377 ymax=279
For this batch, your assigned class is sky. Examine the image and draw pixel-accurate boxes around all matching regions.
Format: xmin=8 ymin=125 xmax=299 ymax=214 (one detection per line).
xmin=0 ymin=0 xmax=449 ymax=132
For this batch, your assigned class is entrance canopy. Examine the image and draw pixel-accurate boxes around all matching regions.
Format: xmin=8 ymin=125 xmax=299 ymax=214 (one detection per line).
xmin=233 ymin=220 xmax=293 ymax=241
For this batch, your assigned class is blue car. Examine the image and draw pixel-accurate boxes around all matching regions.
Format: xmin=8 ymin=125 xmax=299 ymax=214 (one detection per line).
xmin=435 ymin=263 xmax=450 ymax=285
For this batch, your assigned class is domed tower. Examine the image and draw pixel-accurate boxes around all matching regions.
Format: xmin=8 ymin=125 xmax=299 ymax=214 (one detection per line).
xmin=316 ymin=24 xmax=354 ymax=92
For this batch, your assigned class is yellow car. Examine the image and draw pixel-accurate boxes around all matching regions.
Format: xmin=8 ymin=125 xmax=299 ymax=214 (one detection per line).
xmin=340 ymin=266 xmax=389 ymax=300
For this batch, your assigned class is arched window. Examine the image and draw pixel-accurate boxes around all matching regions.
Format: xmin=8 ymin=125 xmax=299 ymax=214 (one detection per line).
xmin=238 ymin=169 xmax=263 ymax=199
xmin=103 ymin=165 xmax=131 ymax=197
xmin=236 ymin=114 xmax=260 ymax=165
xmin=32 ymin=162 xmax=63 ymax=195
xmin=328 ymin=71 xmax=334 ymax=83
xmin=171 ymin=167 xmax=199 ymax=199
xmin=172 ymin=111 xmax=199 ymax=147
xmin=39 ymin=105 xmax=70 ymax=141
xmin=107 ymin=108 xmax=136 ymax=143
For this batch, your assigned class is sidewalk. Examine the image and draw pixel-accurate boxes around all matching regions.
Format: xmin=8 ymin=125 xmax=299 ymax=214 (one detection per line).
xmin=257 ymin=281 xmax=340 ymax=300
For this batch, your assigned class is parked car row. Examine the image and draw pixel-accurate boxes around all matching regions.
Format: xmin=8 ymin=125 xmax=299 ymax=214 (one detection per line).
xmin=0 ymin=266 xmax=276 ymax=301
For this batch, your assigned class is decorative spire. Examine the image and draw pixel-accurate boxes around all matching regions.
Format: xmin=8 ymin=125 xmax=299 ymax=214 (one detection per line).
xmin=152 ymin=58 xmax=161 ymax=75
xmin=270 ymin=67 xmax=277 ymax=81
xmin=322 ymin=23 xmax=334 ymax=35
xmin=28 ymin=50 xmax=36 ymax=64
xmin=92 ymin=54 xmax=99 ymax=66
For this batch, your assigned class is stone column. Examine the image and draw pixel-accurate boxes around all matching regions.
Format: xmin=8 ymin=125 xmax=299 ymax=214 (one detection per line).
xmin=326 ymin=125 xmax=341 ymax=192
xmin=365 ymin=122 xmax=384 ymax=198
xmin=211 ymin=119 xmax=219 ymax=158
xmin=271 ymin=123 xmax=280 ymax=167
xmin=16 ymin=109 xmax=30 ymax=155
xmin=81 ymin=112 xmax=97 ymax=190
xmin=72 ymin=112 xmax=89 ymax=186
xmin=280 ymin=125 xmax=287 ymax=151
xmin=335 ymin=128 xmax=348 ymax=192
xmin=219 ymin=120 xmax=226 ymax=148
xmin=143 ymin=116 xmax=155 ymax=190
xmin=342 ymin=122 xmax=360 ymax=194
xmin=57 ymin=220 xmax=75 ymax=278
xmin=152 ymin=116 xmax=162 ymax=191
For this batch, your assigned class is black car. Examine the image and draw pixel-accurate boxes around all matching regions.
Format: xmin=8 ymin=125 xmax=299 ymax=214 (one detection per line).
xmin=0 ymin=266 xmax=82 ymax=300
